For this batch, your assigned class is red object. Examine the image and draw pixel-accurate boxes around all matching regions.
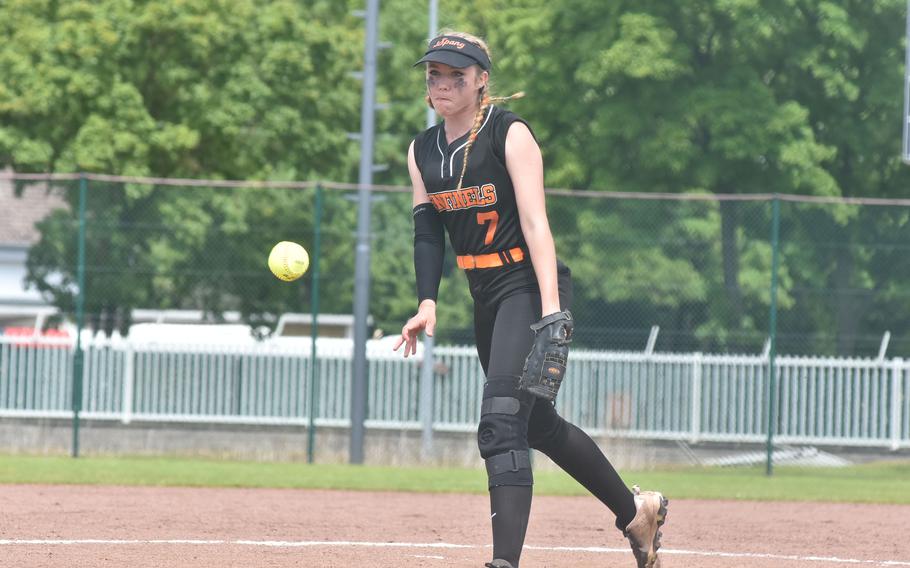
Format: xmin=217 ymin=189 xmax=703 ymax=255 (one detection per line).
xmin=2 ymin=327 xmax=71 ymax=347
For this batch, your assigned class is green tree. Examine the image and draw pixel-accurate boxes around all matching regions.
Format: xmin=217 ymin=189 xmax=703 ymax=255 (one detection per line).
xmin=1 ymin=0 xmax=363 ymax=333
xmin=769 ymin=0 xmax=910 ymax=354
xmin=9 ymin=0 xmax=910 ymax=355
xmin=477 ymin=0 xmax=910 ymax=353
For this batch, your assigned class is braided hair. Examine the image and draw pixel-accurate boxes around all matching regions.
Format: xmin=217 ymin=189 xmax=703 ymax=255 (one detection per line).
xmin=455 ymin=89 xmax=525 ymax=190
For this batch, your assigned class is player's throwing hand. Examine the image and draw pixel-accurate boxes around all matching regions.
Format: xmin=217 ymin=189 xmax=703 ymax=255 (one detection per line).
xmin=393 ymin=300 xmax=436 ymax=358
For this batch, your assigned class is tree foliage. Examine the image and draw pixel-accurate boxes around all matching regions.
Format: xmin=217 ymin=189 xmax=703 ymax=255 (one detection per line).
xmin=3 ymin=0 xmax=910 ymax=354
xmin=479 ymin=0 xmax=910 ymax=352
xmin=2 ymin=0 xmax=363 ymax=333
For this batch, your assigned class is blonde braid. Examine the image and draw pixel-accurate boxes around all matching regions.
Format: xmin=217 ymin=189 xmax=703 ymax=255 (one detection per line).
xmin=455 ymin=90 xmax=526 ymax=190
xmin=490 ymin=92 xmax=525 ymax=104
xmin=455 ymin=92 xmax=490 ymax=191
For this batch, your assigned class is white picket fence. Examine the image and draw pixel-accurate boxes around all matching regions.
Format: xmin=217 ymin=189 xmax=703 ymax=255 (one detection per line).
xmin=0 ymin=336 xmax=907 ymax=450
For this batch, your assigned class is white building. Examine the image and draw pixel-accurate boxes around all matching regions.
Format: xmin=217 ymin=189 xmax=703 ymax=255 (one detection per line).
xmin=0 ymin=172 xmax=65 ymax=329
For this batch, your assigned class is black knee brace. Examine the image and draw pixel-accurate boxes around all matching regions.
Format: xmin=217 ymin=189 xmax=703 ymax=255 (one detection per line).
xmin=477 ymin=376 xmax=533 ymax=487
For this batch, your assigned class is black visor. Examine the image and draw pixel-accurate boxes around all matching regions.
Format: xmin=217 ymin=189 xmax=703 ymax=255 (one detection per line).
xmin=414 ymin=35 xmax=491 ymax=70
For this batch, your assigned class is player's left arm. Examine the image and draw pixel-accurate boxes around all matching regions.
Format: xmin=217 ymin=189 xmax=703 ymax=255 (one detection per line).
xmin=505 ymin=121 xmax=560 ymax=317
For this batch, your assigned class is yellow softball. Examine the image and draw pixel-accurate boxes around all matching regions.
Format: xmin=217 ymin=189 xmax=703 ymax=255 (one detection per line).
xmin=268 ymin=241 xmax=310 ymax=282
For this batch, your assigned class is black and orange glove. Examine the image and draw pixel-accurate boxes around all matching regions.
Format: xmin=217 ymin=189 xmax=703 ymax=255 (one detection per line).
xmin=519 ymin=310 xmax=573 ymax=402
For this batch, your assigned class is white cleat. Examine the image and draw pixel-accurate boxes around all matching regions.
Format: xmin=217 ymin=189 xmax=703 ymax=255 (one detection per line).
xmin=623 ymin=485 xmax=668 ymax=568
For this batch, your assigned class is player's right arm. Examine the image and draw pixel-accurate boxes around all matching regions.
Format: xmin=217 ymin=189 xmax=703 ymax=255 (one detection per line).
xmin=394 ymin=140 xmax=442 ymax=358
xmin=409 ymin=140 xmax=431 ymax=208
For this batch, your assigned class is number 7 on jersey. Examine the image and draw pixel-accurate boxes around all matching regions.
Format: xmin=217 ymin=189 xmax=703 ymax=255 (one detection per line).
xmin=477 ymin=211 xmax=499 ymax=245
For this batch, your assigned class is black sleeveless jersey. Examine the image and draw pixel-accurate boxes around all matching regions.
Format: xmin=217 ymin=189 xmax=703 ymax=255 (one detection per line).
xmin=413 ymin=105 xmax=552 ymax=305
xmin=413 ymin=105 xmax=530 ymax=256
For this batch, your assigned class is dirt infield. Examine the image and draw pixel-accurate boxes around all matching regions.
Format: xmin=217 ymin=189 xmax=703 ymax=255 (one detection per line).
xmin=0 ymin=485 xmax=907 ymax=567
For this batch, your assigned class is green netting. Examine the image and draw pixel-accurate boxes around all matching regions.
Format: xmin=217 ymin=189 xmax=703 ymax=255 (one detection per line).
xmin=14 ymin=176 xmax=910 ymax=358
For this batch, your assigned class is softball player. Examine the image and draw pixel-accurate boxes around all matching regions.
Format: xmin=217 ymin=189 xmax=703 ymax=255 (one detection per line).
xmin=394 ymin=31 xmax=668 ymax=568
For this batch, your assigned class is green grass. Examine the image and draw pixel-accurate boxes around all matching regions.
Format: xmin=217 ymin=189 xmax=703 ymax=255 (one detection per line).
xmin=1 ymin=454 xmax=908 ymax=504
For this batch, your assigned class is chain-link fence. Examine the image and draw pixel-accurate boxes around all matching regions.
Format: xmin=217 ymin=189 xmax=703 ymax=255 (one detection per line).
xmin=4 ymin=173 xmax=910 ymax=463
xmin=5 ymin=173 xmax=910 ymax=359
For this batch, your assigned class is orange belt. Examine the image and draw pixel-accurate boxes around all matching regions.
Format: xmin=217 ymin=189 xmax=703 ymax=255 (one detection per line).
xmin=456 ymin=247 xmax=526 ymax=270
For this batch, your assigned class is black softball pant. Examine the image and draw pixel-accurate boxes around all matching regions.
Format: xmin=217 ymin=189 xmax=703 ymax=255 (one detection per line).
xmin=472 ymin=267 xmax=637 ymax=527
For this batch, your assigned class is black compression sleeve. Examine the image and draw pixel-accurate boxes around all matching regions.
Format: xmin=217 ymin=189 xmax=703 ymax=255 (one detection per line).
xmin=413 ymin=202 xmax=445 ymax=304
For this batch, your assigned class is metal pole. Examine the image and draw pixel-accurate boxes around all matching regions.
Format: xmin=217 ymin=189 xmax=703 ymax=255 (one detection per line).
xmin=765 ymin=196 xmax=781 ymax=476
xmin=72 ymin=174 xmax=88 ymax=458
xmin=425 ymin=0 xmax=438 ymax=128
xmin=307 ymin=184 xmax=323 ymax=464
xmin=417 ymin=0 xmax=440 ymax=464
xmin=351 ymin=0 xmax=380 ymax=464
xmin=419 ymin=334 xmax=435 ymax=460
xmin=903 ymin=0 xmax=910 ymax=163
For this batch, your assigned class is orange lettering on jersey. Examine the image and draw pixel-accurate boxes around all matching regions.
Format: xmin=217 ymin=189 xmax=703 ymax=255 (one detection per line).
xmin=429 ymin=183 xmax=497 ymax=211
xmin=429 ymin=184 xmax=497 ymax=212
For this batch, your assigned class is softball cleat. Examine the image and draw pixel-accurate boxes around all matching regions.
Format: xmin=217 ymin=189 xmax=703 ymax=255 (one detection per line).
xmin=623 ymin=484 xmax=668 ymax=568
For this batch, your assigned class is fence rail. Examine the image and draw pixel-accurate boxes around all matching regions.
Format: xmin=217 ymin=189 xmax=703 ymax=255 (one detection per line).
xmin=0 ymin=337 xmax=907 ymax=450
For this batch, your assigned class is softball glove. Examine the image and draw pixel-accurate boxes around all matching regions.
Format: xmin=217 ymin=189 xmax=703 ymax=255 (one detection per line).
xmin=519 ymin=310 xmax=573 ymax=402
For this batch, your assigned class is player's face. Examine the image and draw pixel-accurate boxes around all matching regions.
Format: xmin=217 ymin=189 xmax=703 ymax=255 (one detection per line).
xmin=426 ymin=62 xmax=487 ymax=116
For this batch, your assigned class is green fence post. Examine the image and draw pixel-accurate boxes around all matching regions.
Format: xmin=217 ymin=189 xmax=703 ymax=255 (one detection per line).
xmin=307 ymin=184 xmax=324 ymax=464
xmin=766 ymin=195 xmax=781 ymax=476
xmin=72 ymin=173 xmax=88 ymax=458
